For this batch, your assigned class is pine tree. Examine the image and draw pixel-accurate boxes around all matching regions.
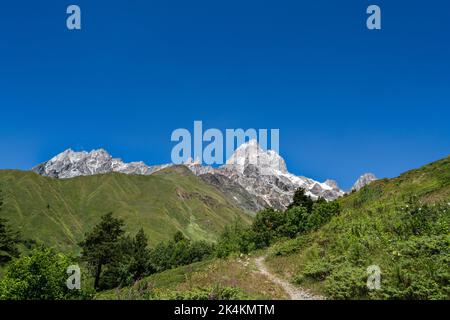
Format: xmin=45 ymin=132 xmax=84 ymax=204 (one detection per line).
xmin=78 ymin=212 xmax=125 ymax=289
xmin=130 ymin=228 xmax=152 ymax=280
xmin=288 ymin=188 xmax=314 ymax=212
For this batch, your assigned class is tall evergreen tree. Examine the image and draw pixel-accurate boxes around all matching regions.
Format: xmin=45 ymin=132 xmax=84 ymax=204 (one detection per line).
xmin=130 ymin=228 xmax=152 ymax=280
xmin=288 ymin=188 xmax=314 ymax=212
xmin=78 ymin=212 xmax=125 ymax=289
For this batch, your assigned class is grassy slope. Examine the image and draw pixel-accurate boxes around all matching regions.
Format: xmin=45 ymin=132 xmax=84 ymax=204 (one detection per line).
xmin=96 ymin=255 xmax=288 ymax=300
xmin=265 ymin=156 xmax=450 ymax=299
xmin=341 ymin=155 xmax=450 ymax=209
xmin=96 ymin=156 xmax=450 ymax=300
xmin=0 ymin=166 xmax=252 ymax=251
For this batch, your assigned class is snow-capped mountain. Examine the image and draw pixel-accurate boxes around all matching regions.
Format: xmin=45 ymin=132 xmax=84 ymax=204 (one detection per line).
xmin=32 ymin=142 xmax=345 ymax=210
xmin=211 ymin=140 xmax=344 ymax=209
xmin=224 ymin=139 xmax=288 ymax=175
xmin=32 ymin=149 xmax=168 ymax=179
xmin=351 ymin=173 xmax=378 ymax=191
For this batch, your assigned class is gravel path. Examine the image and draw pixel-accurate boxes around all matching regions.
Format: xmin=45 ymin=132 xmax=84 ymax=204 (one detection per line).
xmin=254 ymin=256 xmax=323 ymax=300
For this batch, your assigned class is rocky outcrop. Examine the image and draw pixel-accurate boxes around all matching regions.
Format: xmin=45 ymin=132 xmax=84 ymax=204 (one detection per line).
xmin=351 ymin=173 xmax=378 ymax=191
xmin=32 ymin=149 xmax=166 ymax=179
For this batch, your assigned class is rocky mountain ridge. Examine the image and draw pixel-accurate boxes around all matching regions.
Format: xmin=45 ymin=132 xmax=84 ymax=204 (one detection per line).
xmin=32 ymin=142 xmax=374 ymax=210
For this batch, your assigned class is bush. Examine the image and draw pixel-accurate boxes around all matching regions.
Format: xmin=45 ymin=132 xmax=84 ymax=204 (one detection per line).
xmin=216 ymin=197 xmax=341 ymax=257
xmin=324 ymin=264 xmax=368 ymax=300
xmin=292 ymin=199 xmax=449 ymax=300
xmin=374 ymin=235 xmax=450 ymax=300
xmin=292 ymin=273 xmax=305 ymax=285
xmin=307 ymin=201 xmax=340 ymax=231
xmin=215 ymin=221 xmax=256 ymax=257
xmin=149 ymin=237 xmax=214 ymax=273
xmin=393 ymin=199 xmax=449 ymax=238
xmin=0 ymin=246 xmax=92 ymax=300
xmin=302 ymin=259 xmax=333 ymax=281
xmin=268 ymin=234 xmax=311 ymax=257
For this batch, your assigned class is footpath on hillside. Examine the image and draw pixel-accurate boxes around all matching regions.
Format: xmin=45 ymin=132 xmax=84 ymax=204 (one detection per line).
xmin=254 ymin=256 xmax=324 ymax=300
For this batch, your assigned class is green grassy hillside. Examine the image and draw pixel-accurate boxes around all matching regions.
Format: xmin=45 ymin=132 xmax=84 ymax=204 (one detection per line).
xmin=96 ymin=156 xmax=449 ymax=301
xmin=96 ymin=255 xmax=288 ymax=300
xmin=0 ymin=166 xmax=252 ymax=251
xmin=341 ymin=155 xmax=450 ymax=209
xmin=265 ymin=156 xmax=450 ymax=299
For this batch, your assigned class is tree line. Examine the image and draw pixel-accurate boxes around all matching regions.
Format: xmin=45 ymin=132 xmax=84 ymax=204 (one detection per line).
xmin=78 ymin=212 xmax=214 ymax=290
xmin=216 ymin=189 xmax=340 ymax=257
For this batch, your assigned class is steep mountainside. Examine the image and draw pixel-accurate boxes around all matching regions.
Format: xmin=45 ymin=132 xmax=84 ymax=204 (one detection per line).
xmin=0 ymin=166 xmax=252 ymax=251
xmin=342 ymin=156 xmax=450 ymax=207
xmin=265 ymin=155 xmax=450 ymax=299
xmin=199 ymin=173 xmax=267 ymax=212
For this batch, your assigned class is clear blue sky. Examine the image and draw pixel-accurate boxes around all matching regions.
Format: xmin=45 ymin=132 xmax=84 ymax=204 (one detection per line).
xmin=0 ymin=0 xmax=449 ymax=189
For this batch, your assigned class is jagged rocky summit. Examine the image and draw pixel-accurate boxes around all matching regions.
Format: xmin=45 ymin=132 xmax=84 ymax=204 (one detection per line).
xmin=351 ymin=173 xmax=378 ymax=191
xmin=32 ymin=148 xmax=169 ymax=179
xmin=32 ymin=141 xmax=356 ymax=210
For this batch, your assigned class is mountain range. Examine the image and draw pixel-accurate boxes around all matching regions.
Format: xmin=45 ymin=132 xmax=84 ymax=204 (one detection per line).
xmin=32 ymin=140 xmax=375 ymax=210
xmin=0 ymin=166 xmax=252 ymax=249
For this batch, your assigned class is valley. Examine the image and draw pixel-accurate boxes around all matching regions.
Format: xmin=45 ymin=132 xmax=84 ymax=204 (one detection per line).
xmin=0 ymin=147 xmax=448 ymax=300
xmin=0 ymin=165 xmax=251 ymax=250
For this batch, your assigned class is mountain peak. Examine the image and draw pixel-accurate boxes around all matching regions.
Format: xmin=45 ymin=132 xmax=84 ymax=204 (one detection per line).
xmin=224 ymin=140 xmax=288 ymax=174
xmin=324 ymin=179 xmax=340 ymax=190
xmin=351 ymin=173 xmax=377 ymax=191
xmin=214 ymin=140 xmax=345 ymax=208
xmin=32 ymin=148 xmax=160 ymax=179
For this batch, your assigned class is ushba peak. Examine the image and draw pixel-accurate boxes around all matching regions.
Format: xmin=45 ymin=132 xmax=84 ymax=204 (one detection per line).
xmin=216 ymin=140 xmax=344 ymax=208
xmin=225 ymin=139 xmax=288 ymax=175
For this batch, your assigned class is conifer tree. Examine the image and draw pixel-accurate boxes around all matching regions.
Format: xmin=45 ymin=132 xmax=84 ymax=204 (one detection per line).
xmin=288 ymin=188 xmax=314 ymax=212
xmin=79 ymin=212 xmax=125 ymax=289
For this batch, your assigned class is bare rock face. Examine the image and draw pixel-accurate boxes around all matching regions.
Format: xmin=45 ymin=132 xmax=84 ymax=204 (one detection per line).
xmin=32 ymin=149 xmax=165 ymax=179
xmin=351 ymin=173 xmax=378 ymax=191
xmin=225 ymin=139 xmax=288 ymax=175
xmin=199 ymin=172 xmax=266 ymax=213
xmin=183 ymin=157 xmax=215 ymax=176
xmin=209 ymin=140 xmax=344 ymax=210
xmin=32 ymin=141 xmax=345 ymax=211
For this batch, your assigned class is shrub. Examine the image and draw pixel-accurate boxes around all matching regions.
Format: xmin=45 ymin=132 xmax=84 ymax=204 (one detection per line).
xmin=307 ymin=201 xmax=340 ymax=231
xmin=324 ymin=264 xmax=368 ymax=300
xmin=0 ymin=246 xmax=92 ymax=300
xmin=149 ymin=237 xmax=214 ymax=272
xmin=302 ymin=259 xmax=333 ymax=281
